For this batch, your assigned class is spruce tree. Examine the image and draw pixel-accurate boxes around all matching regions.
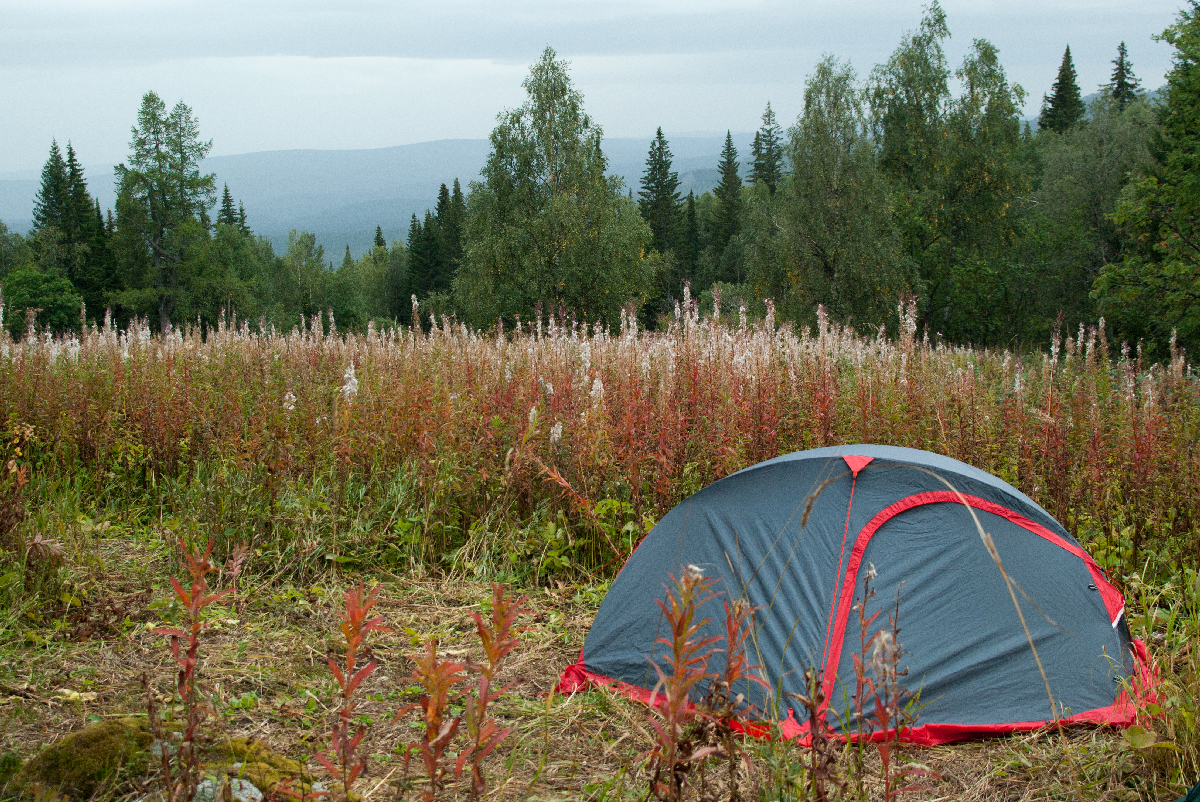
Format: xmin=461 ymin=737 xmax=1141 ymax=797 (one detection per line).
xmin=1109 ymin=41 xmax=1142 ymax=110
xmin=237 ymin=202 xmax=250 ymax=235
xmin=681 ymin=190 xmax=700 ymax=276
xmin=63 ymin=144 xmax=94 ymax=246
xmin=343 ymin=244 xmax=354 ymax=269
xmin=712 ymin=131 xmax=742 ymax=255
xmin=638 ymin=127 xmax=682 ymax=254
xmin=1039 ymin=46 xmax=1086 ymax=133
xmin=85 ymin=197 xmax=115 ymax=315
xmin=218 ymin=184 xmax=238 ymax=226
xmin=374 ymin=225 xmax=386 ymax=249
xmin=446 ymin=179 xmax=465 ymax=259
xmin=33 ymin=140 xmax=69 ymax=234
xmin=407 ymin=213 xmax=434 ymax=297
xmin=33 ymin=141 xmax=104 ymax=289
xmin=435 ymin=183 xmax=451 ymax=223
xmin=750 ymin=102 xmax=784 ymax=193
xmin=438 ymin=180 xmax=466 ymax=283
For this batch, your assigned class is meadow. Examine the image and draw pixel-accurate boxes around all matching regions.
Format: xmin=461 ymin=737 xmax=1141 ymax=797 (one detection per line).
xmin=0 ymin=298 xmax=1197 ymax=800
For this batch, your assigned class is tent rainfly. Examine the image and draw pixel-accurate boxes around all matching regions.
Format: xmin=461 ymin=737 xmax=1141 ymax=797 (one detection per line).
xmin=559 ymin=445 xmax=1155 ymax=744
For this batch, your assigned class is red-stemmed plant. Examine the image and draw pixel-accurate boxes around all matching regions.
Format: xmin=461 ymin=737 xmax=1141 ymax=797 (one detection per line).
xmin=152 ymin=538 xmax=232 ymax=802
xmin=456 ymin=583 xmax=529 ymax=800
xmin=645 ymin=566 xmax=721 ymax=801
xmin=703 ymin=596 xmax=768 ymax=802
xmin=314 ymin=582 xmax=390 ymax=802
xmin=851 ymin=569 xmax=934 ymax=801
xmin=787 ymin=667 xmax=845 ymax=802
xmin=406 ymin=639 xmax=467 ymax=802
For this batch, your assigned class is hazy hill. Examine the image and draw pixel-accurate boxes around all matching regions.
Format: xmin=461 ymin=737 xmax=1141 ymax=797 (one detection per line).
xmin=0 ymin=132 xmax=753 ymax=259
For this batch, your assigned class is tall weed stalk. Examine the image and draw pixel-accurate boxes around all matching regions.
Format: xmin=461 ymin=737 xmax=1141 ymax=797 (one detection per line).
xmin=152 ymin=538 xmax=231 ymax=802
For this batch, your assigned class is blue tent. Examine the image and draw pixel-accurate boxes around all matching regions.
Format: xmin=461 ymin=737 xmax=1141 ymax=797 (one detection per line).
xmin=560 ymin=445 xmax=1153 ymax=743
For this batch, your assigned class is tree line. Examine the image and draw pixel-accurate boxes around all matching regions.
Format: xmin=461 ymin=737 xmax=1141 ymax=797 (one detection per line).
xmin=1 ymin=1 xmax=1198 ymax=358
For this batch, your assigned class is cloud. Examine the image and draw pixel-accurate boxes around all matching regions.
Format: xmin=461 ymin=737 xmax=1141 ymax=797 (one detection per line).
xmin=0 ymin=0 xmax=1182 ymax=172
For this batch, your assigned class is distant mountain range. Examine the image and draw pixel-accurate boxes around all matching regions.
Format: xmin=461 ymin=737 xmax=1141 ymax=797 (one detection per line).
xmin=0 ymin=132 xmax=754 ymax=259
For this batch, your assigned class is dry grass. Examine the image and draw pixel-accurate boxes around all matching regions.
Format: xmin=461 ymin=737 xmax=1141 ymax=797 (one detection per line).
xmin=0 ymin=536 xmax=1182 ymax=802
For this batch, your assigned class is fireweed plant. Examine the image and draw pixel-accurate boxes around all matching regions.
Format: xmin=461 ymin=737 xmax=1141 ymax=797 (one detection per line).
xmin=315 ymin=582 xmax=390 ymax=802
xmin=404 ymin=639 xmax=467 ymax=802
xmin=152 ymin=538 xmax=232 ymax=802
xmin=0 ymin=300 xmax=1194 ymax=591
xmin=645 ymin=566 xmax=722 ymax=801
xmin=457 ymin=583 xmax=529 ymax=800
xmin=702 ymin=596 xmax=769 ymax=802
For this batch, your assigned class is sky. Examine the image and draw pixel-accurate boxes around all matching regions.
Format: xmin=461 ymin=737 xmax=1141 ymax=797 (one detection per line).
xmin=0 ymin=0 xmax=1183 ymax=174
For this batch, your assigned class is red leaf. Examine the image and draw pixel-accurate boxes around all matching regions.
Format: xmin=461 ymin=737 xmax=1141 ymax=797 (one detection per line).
xmin=455 ymin=746 xmax=474 ymax=777
xmin=313 ymin=753 xmax=337 ymax=775
xmin=169 ymin=576 xmax=190 ymax=605
xmin=346 ymin=660 xmax=377 ymax=695
xmin=327 ymin=658 xmax=346 ymax=690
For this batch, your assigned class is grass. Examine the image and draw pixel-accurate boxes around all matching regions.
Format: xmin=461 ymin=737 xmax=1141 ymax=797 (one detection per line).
xmin=0 ymin=303 xmax=1197 ymax=799
xmin=0 ymin=536 xmax=1193 ymax=801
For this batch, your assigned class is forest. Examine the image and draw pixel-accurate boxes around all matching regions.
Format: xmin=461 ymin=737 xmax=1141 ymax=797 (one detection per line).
xmin=0 ymin=1 xmax=1196 ymax=360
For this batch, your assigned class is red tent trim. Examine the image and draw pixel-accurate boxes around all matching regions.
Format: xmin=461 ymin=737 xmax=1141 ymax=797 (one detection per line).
xmin=556 ymin=639 xmax=1157 ymax=746
xmin=842 ymin=454 xmax=874 ymax=476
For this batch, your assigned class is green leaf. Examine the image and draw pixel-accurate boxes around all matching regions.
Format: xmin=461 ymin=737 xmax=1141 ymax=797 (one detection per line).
xmin=1122 ymin=724 xmax=1178 ymax=751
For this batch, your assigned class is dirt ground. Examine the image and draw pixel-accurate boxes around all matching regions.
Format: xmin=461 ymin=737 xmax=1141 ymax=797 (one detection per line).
xmin=0 ymin=536 xmax=1156 ymax=802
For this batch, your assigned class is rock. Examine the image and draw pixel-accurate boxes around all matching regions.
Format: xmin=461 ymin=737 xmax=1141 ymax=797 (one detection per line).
xmin=9 ymin=718 xmax=153 ymax=800
xmin=213 ymin=738 xmax=324 ymax=798
xmin=194 ymin=775 xmax=263 ymax=802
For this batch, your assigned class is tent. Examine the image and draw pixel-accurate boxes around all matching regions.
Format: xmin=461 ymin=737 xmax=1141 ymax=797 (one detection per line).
xmin=559 ymin=444 xmax=1154 ymax=744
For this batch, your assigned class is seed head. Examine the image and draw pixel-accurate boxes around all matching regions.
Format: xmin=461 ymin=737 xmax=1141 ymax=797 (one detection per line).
xmin=341 ymin=363 xmax=358 ymax=402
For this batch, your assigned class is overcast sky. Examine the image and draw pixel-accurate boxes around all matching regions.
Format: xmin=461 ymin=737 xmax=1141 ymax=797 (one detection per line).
xmin=0 ymin=0 xmax=1182 ymax=174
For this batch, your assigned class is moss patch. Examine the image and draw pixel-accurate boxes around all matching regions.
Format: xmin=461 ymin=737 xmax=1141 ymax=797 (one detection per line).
xmin=0 ymin=752 xmax=24 ymax=798
xmin=213 ymin=738 xmax=320 ymax=797
xmin=10 ymin=718 xmax=152 ymax=800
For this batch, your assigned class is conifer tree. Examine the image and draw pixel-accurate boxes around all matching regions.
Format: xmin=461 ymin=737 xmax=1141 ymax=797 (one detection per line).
xmin=444 ymin=179 xmax=466 ymax=268
xmin=750 ymin=102 xmax=784 ymax=193
xmin=1039 ymin=46 xmax=1086 ymax=133
xmin=407 ymin=213 xmax=423 ymax=291
xmin=374 ymin=225 xmax=386 ymax=249
xmin=638 ymin=127 xmax=682 ymax=254
xmin=429 ymin=179 xmax=466 ymax=289
xmin=343 ymin=244 xmax=354 ymax=269
xmin=435 ymin=183 xmax=451 ymax=223
xmin=113 ymin=91 xmax=216 ymax=331
xmin=712 ymin=131 xmax=742 ymax=255
xmin=32 ymin=141 xmax=105 ymax=291
xmin=32 ymin=140 xmax=69 ymax=234
xmin=407 ymin=213 xmax=440 ymax=297
xmin=681 ymin=190 xmax=700 ymax=276
xmin=218 ymin=184 xmax=238 ymax=227
xmin=63 ymin=144 xmax=95 ymax=246
xmin=422 ymin=210 xmax=449 ymax=292
xmin=1109 ymin=41 xmax=1142 ymax=110
xmin=237 ymin=202 xmax=249 ymax=235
